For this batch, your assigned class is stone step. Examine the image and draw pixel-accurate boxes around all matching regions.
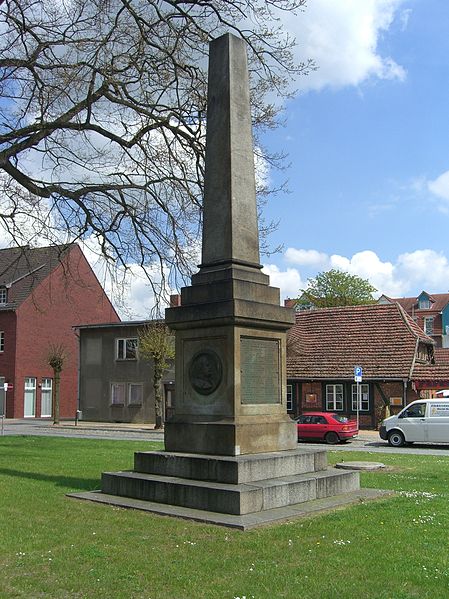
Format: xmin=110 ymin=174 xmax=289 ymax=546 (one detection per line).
xmin=101 ymin=468 xmax=359 ymax=516
xmin=134 ymin=448 xmax=328 ymax=484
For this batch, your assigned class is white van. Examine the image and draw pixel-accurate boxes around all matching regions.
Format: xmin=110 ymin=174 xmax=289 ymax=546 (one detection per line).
xmin=379 ymin=399 xmax=449 ymax=447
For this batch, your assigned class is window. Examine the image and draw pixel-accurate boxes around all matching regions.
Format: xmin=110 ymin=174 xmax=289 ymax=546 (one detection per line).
xmin=24 ymin=377 xmax=36 ymax=417
xmin=111 ymin=383 xmax=126 ymax=405
xmin=0 ymin=331 xmax=4 ymax=352
xmin=129 ymin=383 xmax=143 ymax=405
xmin=351 ymin=384 xmax=370 ymax=411
xmin=401 ymin=403 xmax=425 ymax=418
xmin=326 ymin=384 xmax=343 ymax=411
xmin=116 ymin=338 xmax=138 ymax=360
xmin=41 ymin=378 xmax=52 ymax=417
xmin=0 ymin=287 xmax=7 ymax=304
xmin=424 ymin=317 xmax=434 ymax=335
xmin=419 ymin=298 xmax=431 ymax=310
xmin=286 ymin=384 xmax=293 ymax=411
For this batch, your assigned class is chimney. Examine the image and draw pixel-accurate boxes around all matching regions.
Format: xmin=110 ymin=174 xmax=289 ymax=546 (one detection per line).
xmin=169 ymin=294 xmax=181 ymax=308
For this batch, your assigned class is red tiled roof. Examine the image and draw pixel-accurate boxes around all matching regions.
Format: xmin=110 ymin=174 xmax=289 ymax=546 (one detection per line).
xmin=287 ymin=303 xmax=434 ymax=380
xmin=0 ymin=244 xmax=72 ymax=310
xmin=392 ymin=292 xmax=449 ymax=313
xmin=434 ymin=348 xmax=449 ymax=364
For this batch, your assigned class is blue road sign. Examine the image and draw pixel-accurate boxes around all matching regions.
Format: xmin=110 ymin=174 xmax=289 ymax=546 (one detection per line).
xmin=354 ymin=366 xmax=363 ymax=377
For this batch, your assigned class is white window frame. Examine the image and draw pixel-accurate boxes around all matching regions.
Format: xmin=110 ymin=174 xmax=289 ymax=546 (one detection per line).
xmin=24 ymin=377 xmax=37 ymax=417
xmin=0 ymin=331 xmax=4 ymax=352
xmin=286 ymin=384 xmax=293 ymax=411
xmin=128 ymin=383 xmax=143 ymax=405
xmin=0 ymin=287 xmax=7 ymax=304
xmin=326 ymin=384 xmax=344 ymax=411
xmin=419 ymin=298 xmax=431 ymax=310
xmin=351 ymin=384 xmax=370 ymax=412
xmin=424 ymin=316 xmax=434 ymax=335
xmin=111 ymin=382 xmax=126 ymax=405
xmin=41 ymin=378 xmax=53 ymax=417
xmin=116 ymin=338 xmax=138 ymax=360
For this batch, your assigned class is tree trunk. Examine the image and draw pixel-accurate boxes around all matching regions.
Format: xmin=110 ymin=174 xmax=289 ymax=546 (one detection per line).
xmin=52 ymin=369 xmax=61 ymax=425
xmin=153 ymin=361 xmax=164 ymax=429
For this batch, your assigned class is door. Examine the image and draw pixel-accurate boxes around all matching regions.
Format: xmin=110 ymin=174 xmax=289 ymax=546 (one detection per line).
xmin=397 ymin=402 xmax=427 ymax=442
xmin=0 ymin=376 xmax=4 ymax=416
xmin=41 ymin=378 xmax=52 ymax=417
xmin=24 ymin=377 xmax=36 ymax=417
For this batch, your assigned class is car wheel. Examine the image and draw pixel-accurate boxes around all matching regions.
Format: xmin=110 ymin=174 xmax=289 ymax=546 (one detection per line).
xmin=325 ymin=431 xmax=339 ymax=444
xmin=388 ymin=430 xmax=405 ymax=447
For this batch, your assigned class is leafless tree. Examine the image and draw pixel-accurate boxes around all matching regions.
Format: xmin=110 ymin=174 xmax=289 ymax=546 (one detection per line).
xmin=46 ymin=342 xmax=68 ymax=425
xmin=0 ymin=0 xmax=312 ymax=302
xmin=138 ymin=321 xmax=174 ymax=429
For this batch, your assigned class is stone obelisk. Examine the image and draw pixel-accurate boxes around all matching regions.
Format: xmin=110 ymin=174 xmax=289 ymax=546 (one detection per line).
xmin=165 ymin=33 xmax=296 ymax=456
xmin=75 ymin=33 xmax=367 ymax=529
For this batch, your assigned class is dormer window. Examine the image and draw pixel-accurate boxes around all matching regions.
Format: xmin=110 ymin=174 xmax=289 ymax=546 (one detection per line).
xmin=418 ymin=297 xmax=431 ymax=310
xmin=0 ymin=287 xmax=7 ymax=304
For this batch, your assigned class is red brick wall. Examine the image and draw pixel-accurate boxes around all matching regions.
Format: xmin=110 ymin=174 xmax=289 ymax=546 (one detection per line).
xmin=0 ymin=311 xmax=17 ymax=415
xmin=300 ymin=382 xmax=322 ymax=411
xmin=12 ymin=245 xmax=120 ymax=418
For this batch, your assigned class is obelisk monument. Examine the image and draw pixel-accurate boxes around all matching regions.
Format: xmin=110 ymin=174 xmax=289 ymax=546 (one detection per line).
xmin=74 ymin=33 xmax=366 ymax=528
xmin=165 ymin=33 xmax=296 ymax=456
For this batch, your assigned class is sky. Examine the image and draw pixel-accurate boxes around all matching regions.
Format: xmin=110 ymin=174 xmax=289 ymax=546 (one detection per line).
xmin=262 ymin=0 xmax=449 ymax=303
xmin=2 ymin=0 xmax=449 ymax=319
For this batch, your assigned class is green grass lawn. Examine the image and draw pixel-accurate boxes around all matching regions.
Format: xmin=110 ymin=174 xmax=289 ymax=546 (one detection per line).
xmin=1 ymin=437 xmax=448 ymax=599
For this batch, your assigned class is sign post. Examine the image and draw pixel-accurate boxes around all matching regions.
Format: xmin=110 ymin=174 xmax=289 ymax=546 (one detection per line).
xmin=354 ymin=366 xmax=363 ymax=430
xmin=1 ymin=382 xmax=7 ymax=436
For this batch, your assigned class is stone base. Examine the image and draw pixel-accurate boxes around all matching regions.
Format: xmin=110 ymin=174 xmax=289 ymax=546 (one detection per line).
xmin=69 ymin=447 xmax=367 ymax=527
xmin=68 ymin=488 xmax=393 ymax=530
xmin=164 ymin=420 xmax=297 ymax=455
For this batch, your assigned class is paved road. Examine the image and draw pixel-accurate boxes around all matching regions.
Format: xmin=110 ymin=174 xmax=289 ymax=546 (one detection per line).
xmin=2 ymin=418 xmax=449 ymax=456
xmin=0 ymin=418 xmax=164 ymax=442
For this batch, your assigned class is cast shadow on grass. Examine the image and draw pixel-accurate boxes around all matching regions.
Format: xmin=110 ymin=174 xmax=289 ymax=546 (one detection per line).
xmin=0 ymin=467 xmax=100 ymax=491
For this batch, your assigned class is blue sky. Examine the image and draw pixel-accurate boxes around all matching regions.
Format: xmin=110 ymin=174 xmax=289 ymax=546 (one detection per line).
xmin=261 ymin=0 xmax=449 ymax=304
xmin=2 ymin=0 xmax=449 ymax=318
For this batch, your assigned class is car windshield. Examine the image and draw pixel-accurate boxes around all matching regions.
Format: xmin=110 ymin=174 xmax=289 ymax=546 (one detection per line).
xmin=330 ymin=414 xmax=348 ymax=423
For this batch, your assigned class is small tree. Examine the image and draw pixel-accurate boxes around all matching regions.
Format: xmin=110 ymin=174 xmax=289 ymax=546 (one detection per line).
xmin=138 ymin=322 xmax=175 ymax=429
xmin=46 ymin=343 xmax=68 ymax=425
xmin=299 ymin=269 xmax=377 ymax=308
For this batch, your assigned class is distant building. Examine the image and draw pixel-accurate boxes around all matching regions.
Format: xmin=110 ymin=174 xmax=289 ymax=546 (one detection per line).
xmin=379 ymin=291 xmax=449 ymax=348
xmin=77 ymin=321 xmax=175 ymax=423
xmin=0 ymin=244 xmax=119 ymax=418
xmin=286 ymin=303 xmax=449 ymax=428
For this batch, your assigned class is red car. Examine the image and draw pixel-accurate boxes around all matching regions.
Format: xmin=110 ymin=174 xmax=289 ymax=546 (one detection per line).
xmin=296 ymin=412 xmax=359 ymax=444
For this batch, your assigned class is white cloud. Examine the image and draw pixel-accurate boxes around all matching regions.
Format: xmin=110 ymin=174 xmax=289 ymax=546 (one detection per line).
xmin=285 ymin=0 xmax=407 ymax=91
xmin=397 ymin=250 xmax=449 ymax=291
xmin=284 ymin=247 xmax=328 ymax=267
xmin=428 ymin=170 xmax=449 ymax=202
xmin=265 ymin=247 xmax=449 ymax=301
xmin=262 ymin=264 xmax=305 ymax=299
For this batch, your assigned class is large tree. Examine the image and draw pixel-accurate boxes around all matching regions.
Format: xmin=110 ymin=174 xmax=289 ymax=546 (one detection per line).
xmin=299 ymin=269 xmax=377 ymax=308
xmin=0 ymin=0 xmax=312 ymax=301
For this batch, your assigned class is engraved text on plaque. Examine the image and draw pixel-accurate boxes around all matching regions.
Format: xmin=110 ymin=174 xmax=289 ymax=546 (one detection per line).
xmin=240 ymin=337 xmax=280 ymax=404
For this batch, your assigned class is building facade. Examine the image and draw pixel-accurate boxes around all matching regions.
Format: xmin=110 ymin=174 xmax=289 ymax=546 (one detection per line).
xmin=0 ymin=244 xmax=119 ymax=418
xmin=77 ymin=322 xmax=175 ymax=424
xmin=286 ymin=303 xmax=449 ymax=429
xmin=379 ymin=291 xmax=449 ymax=348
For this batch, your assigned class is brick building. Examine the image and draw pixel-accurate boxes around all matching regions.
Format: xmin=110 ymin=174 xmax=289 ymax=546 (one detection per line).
xmin=379 ymin=291 xmax=449 ymax=348
xmin=286 ymin=303 xmax=449 ymax=429
xmin=0 ymin=244 xmax=119 ymax=418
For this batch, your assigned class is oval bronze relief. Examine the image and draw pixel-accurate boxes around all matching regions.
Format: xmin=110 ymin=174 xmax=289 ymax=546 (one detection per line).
xmin=188 ymin=350 xmax=222 ymax=395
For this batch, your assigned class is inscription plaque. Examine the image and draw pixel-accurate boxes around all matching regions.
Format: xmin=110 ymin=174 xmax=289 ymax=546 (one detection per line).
xmin=240 ymin=337 xmax=280 ymax=404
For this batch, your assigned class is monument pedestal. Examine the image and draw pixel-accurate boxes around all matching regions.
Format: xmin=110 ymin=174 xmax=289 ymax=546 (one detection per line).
xmin=164 ymin=417 xmax=297 ymax=456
